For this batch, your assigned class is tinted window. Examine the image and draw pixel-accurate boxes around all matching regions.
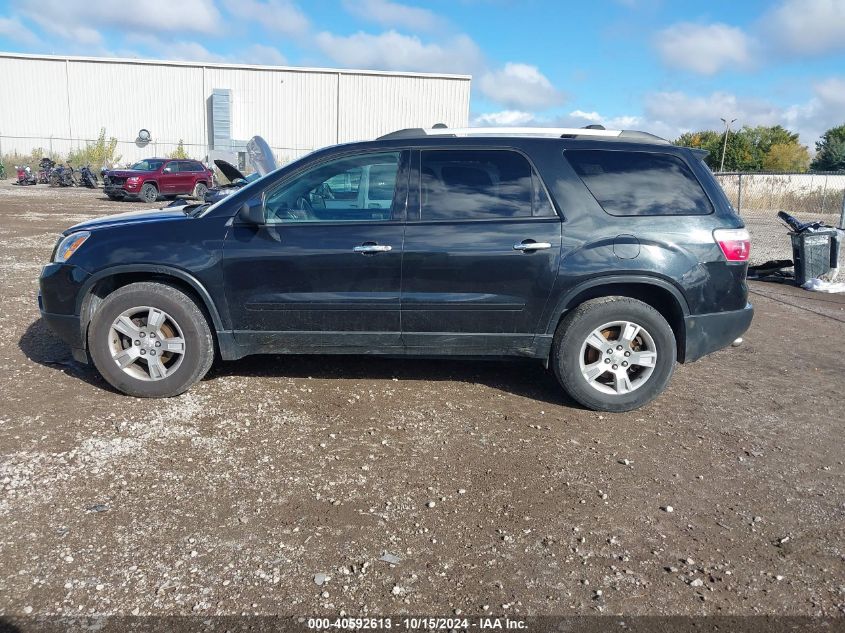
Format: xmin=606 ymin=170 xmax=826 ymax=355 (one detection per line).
xmin=183 ymin=161 xmax=204 ymax=172
xmin=565 ymin=150 xmax=713 ymax=216
xmin=420 ymin=150 xmax=551 ymax=220
xmin=265 ymin=151 xmax=401 ymax=223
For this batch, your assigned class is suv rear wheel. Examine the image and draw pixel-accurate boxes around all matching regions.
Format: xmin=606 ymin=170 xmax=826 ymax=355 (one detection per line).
xmin=139 ymin=183 xmax=158 ymax=204
xmin=552 ymin=297 xmax=675 ymax=412
xmin=88 ymin=282 xmax=214 ymax=397
xmin=192 ymin=182 xmax=208 ymax=200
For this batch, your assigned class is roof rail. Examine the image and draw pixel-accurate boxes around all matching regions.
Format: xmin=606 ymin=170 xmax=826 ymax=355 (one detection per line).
xmin=376 ymin=126 xmax=670 ymax=144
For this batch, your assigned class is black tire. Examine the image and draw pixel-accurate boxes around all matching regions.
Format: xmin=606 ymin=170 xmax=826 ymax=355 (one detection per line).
xmin=551 ymin=297 xmax=676 ymax=412
xmin=192 ymin=182 xmax=208 ymax=200
xmin=88 ymin=282 xmax=215 ymax=398
xmin=139 ymin=182 xmax=158 ymax=204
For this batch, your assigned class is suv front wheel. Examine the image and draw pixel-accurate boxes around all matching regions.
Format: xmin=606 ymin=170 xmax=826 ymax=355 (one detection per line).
xmin=552 ymin=297 xmax=676 ymax=412
xmin=88 ymin=282 xmax=214 ymax=397
xmin=139 ymin=183 xmax=158 ymax=204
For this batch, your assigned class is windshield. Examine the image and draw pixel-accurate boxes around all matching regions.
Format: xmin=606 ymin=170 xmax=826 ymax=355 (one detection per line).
xmin=129 ymin=160 xmax=164 ymax=171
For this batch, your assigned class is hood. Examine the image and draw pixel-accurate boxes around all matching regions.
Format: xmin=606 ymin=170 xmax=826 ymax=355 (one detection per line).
xmin=65 ymin=208 xmax=189 ymax=234
xmin=246 ymin=136 xmax=276 ymax=176
xmin=106 ymin=169 xmax=150 ymax=178
xmin=214 ymin=159 xmax=246 ymax=184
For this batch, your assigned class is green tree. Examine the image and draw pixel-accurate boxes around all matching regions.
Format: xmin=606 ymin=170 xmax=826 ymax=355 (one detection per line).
xmin=810 ymin=124 xmax=845 ymax=171
xmin=674 ymin=128 xmax=757 ymax=171
xmin=168 ymin=140 xmax=190 ymax=159
xmin=67 ymin=128 xmax=121 ymax=170
xmin=676 ymin=125 xmax=808 ymax=172
xmin=761 ymin=142 xmax=810 ymax=172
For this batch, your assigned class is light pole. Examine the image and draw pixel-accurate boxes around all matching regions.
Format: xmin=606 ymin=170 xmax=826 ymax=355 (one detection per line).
xmin=719 ymin=117 xmax=737 ymax=172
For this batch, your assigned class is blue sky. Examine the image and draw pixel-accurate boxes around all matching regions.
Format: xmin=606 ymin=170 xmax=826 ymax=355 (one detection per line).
xmin=1 ymin=0 xmax=844 ymax=145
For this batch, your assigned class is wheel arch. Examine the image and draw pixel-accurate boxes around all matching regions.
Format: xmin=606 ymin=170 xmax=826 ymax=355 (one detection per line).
xmin=547 ymin=275 xmax=690 ymax=362
xmin=77 ymin=265 xmax=226 ymax=354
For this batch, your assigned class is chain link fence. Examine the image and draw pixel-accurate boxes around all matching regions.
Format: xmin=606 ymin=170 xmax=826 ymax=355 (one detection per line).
xmin=714 ymin=172 xmax=845 ymax=267
xmin=0 ymin=134 xmax=314 ymax=173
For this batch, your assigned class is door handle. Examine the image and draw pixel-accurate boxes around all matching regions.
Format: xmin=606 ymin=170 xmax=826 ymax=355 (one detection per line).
xmin=513 ymin=241 xmax=552 ymax=251
xmin=354 ymin=244 xmax=392 ymax=253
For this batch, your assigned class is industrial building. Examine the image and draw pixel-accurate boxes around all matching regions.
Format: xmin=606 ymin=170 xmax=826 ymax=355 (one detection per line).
xmin=0 ymin=52 xmax=471 ymax=169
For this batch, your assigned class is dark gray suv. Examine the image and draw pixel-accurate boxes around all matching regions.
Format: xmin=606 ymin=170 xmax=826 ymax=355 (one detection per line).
xmin=39 ymin=126 xmax=752 ymax=411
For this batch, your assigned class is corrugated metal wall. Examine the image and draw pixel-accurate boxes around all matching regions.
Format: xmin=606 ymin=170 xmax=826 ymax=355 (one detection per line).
xmin=0 ymin=54 xmax=471 ymax=167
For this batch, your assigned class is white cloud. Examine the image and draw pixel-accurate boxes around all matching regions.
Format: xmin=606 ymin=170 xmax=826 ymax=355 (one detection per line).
xmin=315 ymin=30 xmax=482 ymax=73
xmin=123 ymin=36 xmax=227 ymax=62
xmin=478 ymin=63 xmax=563 ymax=110
xmin=655 ymin=22 xmax=753 ymax=75
xmin=243 ymin=44 xmax=289 ymax=66
xmin=20 ymin=0 xmax=221 ymax=45
xmin=222 ymin=0 xmax=309 ymax=37
xmin=471 ymin=109 xmax=642 ymax=132
xmin=761 ymin=0 xmax=845 ymax=55
xmin=125 ymin=35 xmax=288 ymax=67
xmin=644 ymin=91 xmax=781 ymax=130
xmin=640 ymin=82 xmax=845 ymax=146
xmin=342 ymin=0 xmax=445 ymax=31
xmin=471 ymin=110 xmax=536 ymax=126
xmin=0 ymin=16 xmax=40 ymax=45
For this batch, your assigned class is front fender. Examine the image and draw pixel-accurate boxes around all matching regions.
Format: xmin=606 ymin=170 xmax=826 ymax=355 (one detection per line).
xmin=77 ymin=264 xmax=227 ymax=332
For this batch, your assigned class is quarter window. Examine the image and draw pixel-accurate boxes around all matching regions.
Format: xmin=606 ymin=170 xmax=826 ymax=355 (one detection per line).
xmin=265 ymin=152 xmax=402 ymax=223
xmin=420 ymin=150 xmax=552 ymax=220
xmin=565 ymin=149 xmax=713 ymax=216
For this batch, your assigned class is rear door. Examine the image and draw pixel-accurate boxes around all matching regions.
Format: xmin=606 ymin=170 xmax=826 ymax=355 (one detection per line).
xmin=401 ymin=148 xmax=562 ymax=353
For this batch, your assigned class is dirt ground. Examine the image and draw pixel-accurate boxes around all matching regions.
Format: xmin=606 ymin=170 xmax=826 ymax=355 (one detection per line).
xmin=0 ymin=181 xmax=843 ymax=620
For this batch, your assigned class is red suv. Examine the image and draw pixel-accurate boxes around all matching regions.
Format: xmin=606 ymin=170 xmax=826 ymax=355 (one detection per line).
xmin=104 ymin=159 xmax=213 ymax=203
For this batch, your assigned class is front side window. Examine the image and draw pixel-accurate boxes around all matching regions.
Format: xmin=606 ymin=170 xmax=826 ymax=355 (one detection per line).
xmin=420 ymin=149 xmax=552 ymax=221
xmin=565 ymin=149 xmax=713 ymax=216
xmin=265 ymin=151 xmax=402 ymax=223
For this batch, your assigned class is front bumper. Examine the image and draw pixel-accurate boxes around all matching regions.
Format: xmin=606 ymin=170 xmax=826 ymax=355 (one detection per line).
xmin=39 ymin=262 xmax=91 ymax=361
xmin=683 ymin=302 xmax=754 ymax=363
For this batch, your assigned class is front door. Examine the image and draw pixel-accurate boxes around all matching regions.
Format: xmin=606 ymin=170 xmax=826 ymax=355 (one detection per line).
xmin=222 ymin=150 xmax=409 ymax=352
xmin=401 ymin=148 xmax=561 ymax=353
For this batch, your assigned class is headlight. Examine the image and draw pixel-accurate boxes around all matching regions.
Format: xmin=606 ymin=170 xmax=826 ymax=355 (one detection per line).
xmin=54 ymin=231 xmax=91 ymax=263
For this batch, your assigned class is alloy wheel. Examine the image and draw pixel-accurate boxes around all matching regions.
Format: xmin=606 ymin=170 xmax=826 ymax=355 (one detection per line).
xmin=107 ymin=306 xmax=186 ymax=381
xmin=578 ymin=320 xmax=657 ymax=395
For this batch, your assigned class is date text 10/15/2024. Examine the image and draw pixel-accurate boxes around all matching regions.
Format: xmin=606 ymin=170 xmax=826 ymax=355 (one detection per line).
xmin=307 ymin=617 xmax=528 ymax=630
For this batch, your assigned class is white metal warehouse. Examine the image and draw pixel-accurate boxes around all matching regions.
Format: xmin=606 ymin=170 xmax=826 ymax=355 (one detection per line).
xmin=0 ymin=52 xmax=471 ymax=168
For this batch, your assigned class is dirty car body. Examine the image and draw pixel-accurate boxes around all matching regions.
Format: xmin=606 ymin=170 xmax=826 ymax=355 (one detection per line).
xmin=39 ymin=127 xmax=753 ymax=411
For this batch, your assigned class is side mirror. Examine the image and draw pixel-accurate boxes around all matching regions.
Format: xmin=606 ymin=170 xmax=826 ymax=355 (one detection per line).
xmin=237 ymin=199 xmax=265 ymax=225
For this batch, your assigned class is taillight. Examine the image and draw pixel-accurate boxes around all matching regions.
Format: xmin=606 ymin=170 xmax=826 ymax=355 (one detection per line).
xmin=713 ymin=228 xmax=751 ymax=262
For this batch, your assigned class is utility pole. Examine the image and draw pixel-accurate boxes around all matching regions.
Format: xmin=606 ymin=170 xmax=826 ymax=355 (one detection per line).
xmin=720 ymin=117 xmax=737 ymax=173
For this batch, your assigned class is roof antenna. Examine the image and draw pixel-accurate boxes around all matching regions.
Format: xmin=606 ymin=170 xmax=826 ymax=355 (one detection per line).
xmin=583 ymin=124 xmax=605 ymax=130
xmin=432 ymin=123 xmax=448 ymax=129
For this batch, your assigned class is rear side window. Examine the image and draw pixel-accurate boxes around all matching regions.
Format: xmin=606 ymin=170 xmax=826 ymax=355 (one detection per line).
xmin=420 ymin=149 xmax=553 ymax=220
xmin=184 ymin=161 xmax=204 ymax=172
xmin=565 ymin=149 xmax=713 ymax=216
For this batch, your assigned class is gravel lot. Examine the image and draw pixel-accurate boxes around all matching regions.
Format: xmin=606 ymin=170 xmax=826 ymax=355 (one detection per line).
xmin=0 ymin=182 xmax=843 ymax=621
